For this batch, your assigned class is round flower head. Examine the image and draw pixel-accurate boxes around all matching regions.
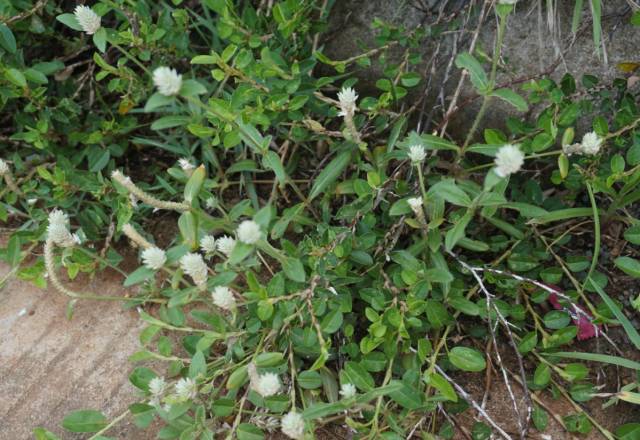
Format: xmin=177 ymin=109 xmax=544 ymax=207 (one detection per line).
xmin=205 ymin=196 xmax=218 ymax=210
xmin=216 ymin=235 xmax=236 ymax=256
xmin=180 ymin=253 xmax=208 ymax=287
xmin=237 ymin=220 xmax=262 ymax=244
xmin=211 ymin=286 xmax=236 ymax=311
xmin=153 ymin=67 xmax=183 ymax=97
xmin=281 ymin=411 xmax=305 ymax=440
xmin=0 ymin=159 xmax=9 ymax=175
xmin=254 ymin=372 xmax=281 ymax=397
xmin=200 ymin=235 xmax=217 ymax=253
xmin=74 ymin=5 xmax=101 ymax=35
xmin=494 ymin=144 xmax=524 ymax=177
xmin=47 ymin=209 xmax=78 ymax=247
xmin=142 ymin=247 xmax=166 ymax=270
xmin=337 ymin=87 xmax=358 ymax=117
xmin=339 ymin=382 xmax=357 ymax=399
xmin=407 ymin=196 xmax=423 ymax=215
xmin=178 ymin=158 xmax=195 ymax=172
xmin=408 ymin=145 xmax=426 ymax=163
xmin=149 ymin=376 xmax=167 ymax=396
xmin=174 ymin=377 xmax=197 ymax=400
xmin=580 ymin=131 xmax=602 ymax=155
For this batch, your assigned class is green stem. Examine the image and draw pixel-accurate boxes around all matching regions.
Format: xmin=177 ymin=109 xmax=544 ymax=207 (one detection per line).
xmin=111 ymin=43 xmax=151 ymax=76
xmin=582 ymin=182 xmax=600 ymax=292
xmin=87 ymin=410 xmax=129 ymax=440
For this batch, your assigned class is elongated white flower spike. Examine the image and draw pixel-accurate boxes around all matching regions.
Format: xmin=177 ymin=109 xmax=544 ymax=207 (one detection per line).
xmin=0 ymin=159 xmax=9 ymax=175
xmin=281 ymin=411 xmax=305 ymax=439
xmin=174 ymin=377 xmax=197 ymax=400
xmin=153 ymin=67 xmax=183 ymax=96
xmin=200 ymin=235 xmax=217 ymax=253
xmin=74 ymin=5 xmax=101 ymax=35
xmin=237 ymin=220 xmax=262 ymax=244
xmin=47 ymin=210 xmax=78 ymax=248
xmin=408 ymin=145 xmax=426 ymax=163
xmin=180 ymin=253 xmax=208 ymax=287
xmin=112 ymin=170 xmax=189 ymax=211
xmin=494 ymin=144 xmax=524 ymax=177
xmin=339 ymin=382 xmax=357 ymax=399
xmin=216 ymin=235 xmax=236 ymax=256
xmin=211 ymin=286 xmax=236 ymax=311
xmin=142 ymin=247 xmax=166 ymax=270
xmin=337 ymin=87 xmax=358 ymax=118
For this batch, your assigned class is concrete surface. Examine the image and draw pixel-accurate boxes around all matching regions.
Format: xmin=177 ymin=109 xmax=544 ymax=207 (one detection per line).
xmin=0 ymin=262 xmax=154 ymax=439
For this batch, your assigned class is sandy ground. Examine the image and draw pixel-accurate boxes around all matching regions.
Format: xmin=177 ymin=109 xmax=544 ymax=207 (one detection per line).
xmin=0 ymin=262 xmax=155 ymax=439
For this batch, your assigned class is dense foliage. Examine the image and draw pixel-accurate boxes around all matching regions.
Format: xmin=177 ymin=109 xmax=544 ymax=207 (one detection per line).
xmin=2 ymin=1 xmax=640 ymax=439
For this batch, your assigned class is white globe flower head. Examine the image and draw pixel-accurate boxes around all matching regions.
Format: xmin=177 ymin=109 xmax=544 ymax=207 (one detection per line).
xmin=494 ymin=144 xmax=524 ymax=177
xmin=212 ymin=286 xmax=236 ymax=311
xmin=153 ymin=67 xmax=183 ymax=97
xmin=407 ymin=196 xmax=423 ymax=213
xmin=408 ymin=145 xmax=426 ymax=163
xmin=74 ymin=5 xmax=101 ymax=35
xmin=255 ymin=372 xmax=281 ymax=397
xmin=174 ymin=377 xmax=197 ymax=401
xmin=0 ymin=159 xmax=9 ymax=175
xmin=216 ymin=235 xmax=236 ymax=256
xmin=339 ymin=383 xmax=357 ymax=399
xmin=237 ymin=220 xmax=262 ymax=244
xmin=178 ymin=158 xmax=195 ymax=172
xmin=580 ymin=131 xmax=603 ymax=155
xmin=142 ymin=247 xmax=166 ymax=270
xmin=205 ymin=196 xmax=218 ymax=210
xmin=337 ymin=87 xmax=358 ymax=117
xmin=149 ymin=376 xmax=167 ymax=396
xmin=180 ymin=253 xmax=208 ymax=287
xmin=281 ymin=411 xmax=305 ymax=440
xmin=200 ymin=235 xmax=217 ymax=253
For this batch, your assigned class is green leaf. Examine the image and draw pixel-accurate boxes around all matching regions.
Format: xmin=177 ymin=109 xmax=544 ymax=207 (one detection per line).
xmin=179 ymin=79 xmax=207 ymax=96
xmin=6 ymin=68 xmax=26 ymax=88
xmin=449 ymin=347 xmax=486 ymax=372
xmin=517 ymin=332 xmax=537 ymax=354
xmin=491 ymin=88 xmax=528 ymax=111
xmin=624 ymin=225 xmax=640 ymax=245
xmin=589 ymin=280 xmax=640 ymax=350
xmin=237 ymin=423 xmax=264 ymax=440
xmin=189 ymin=351 xmax=207 ymax=378
xmin=543 ymin=310 xmax=570 ymax=329
xmin=262 ymin=151 xmax=288 ymax=188
xmin=547 ymin=352 xmax=640 ymax=370
xmin=308 ymin=150 xmax=351 ymax=201
xmin=151 ymin=116 xmax=191 ymax=130
xmin=254 ymin=352 xmax=284 ymax=367
xmin=455 ymin=52 xmax=489 ymax=93
xmin=33 ymin=428 xmax=61 ymax=440
xmin=56 ymin=13 xmax=83 ymax=31
xmin=129 ymin=367 xmax=156 ymax=391
xmin=321 ymin=309 xmax=343 ymax=334
xmin=0 ymin=24 xmax=17 ymax=53
xmin=388 ymin=380 xmax=423 ymax=409
xmin=184 ymin=165 xmax=205 ymax=203
xmin=614 ymin=256 xmax=640 ymax=278
xmin=298 ymin=370 xmax=323 ymax=389
xmin=425 ymin=300 xmax=452 ymax=329
xmin=123 ymin=266 xmax=155 ymax=286
xmin=428 ymin=180 xmax=471 ymax=207
xmin=144 ymin=93 xmax=174 ymax=112
xmin=445 ymin=211 xmax=473 ymax=251
xmin=92 ymin=27 xmax=107 ymax=53
xmin=282 ymin=257 xmax=306 ymax=282
xmin=424 ymin=372 xmax=457 ymax=402
xmin=343 ymin=361 xmax=375 ymax=392
xmin=62 ymin=410 xmax=108 ymax=433
xmin=533 ymin=363 xmax=551 ymax=387
xmin=616 ymin=423 xmax=640 ymax=440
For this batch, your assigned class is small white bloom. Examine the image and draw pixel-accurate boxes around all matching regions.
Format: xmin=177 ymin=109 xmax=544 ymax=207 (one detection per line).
xmin=142 ymin=247 xmax=166 ymax=270
xmin=200 ymin=235 xmax=217 ymax=253
xmin=254 ymin=372 xmax=281 ymax=397
xmin=174 ymin=377 xmax=197 ymax=400
xmin=281 ymin=411 xmax=305 ymax=439
xmin=408 ymin=145 xmax=426 ymax=163
xmin=180 ymin=253 xmax=208 ymax=287
xmin=27 ymin=198 xmax=38 ymax=205
xmin=216 ymin=235 xmax=236 ymax=256
xmin=407 ymin=196 xmax=423 ymax=215
xmin=0 ymin=159 xmax=9 ymax=175
xmin=178 ymin=158 xmax=195 ymax=172
xmin=339 ymin=383 xmax=357 ymax=399
xmin=73 ymin=5 xmax=101 ymax=35
xmin=205 ymin=196 xmax=218 ymax=210
xmin=153 ymin=67 xmax=183 ymax=96
xmin=337 ymin=87 xmax=358 ymax=117
xmin=149 ymin=377 xmax=167 ymax=396
xmin=47 ymin=209 xmax=76 ymax=247
xmin=237 ymin=220 xmax=262 ymax=244
xmin=211 ymin=286 xmax=236 ymax=310
xmin=579 ymin=131 xmax=602 ymax=155
xmin=494 ymin=144 xmax=524 ymax=177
